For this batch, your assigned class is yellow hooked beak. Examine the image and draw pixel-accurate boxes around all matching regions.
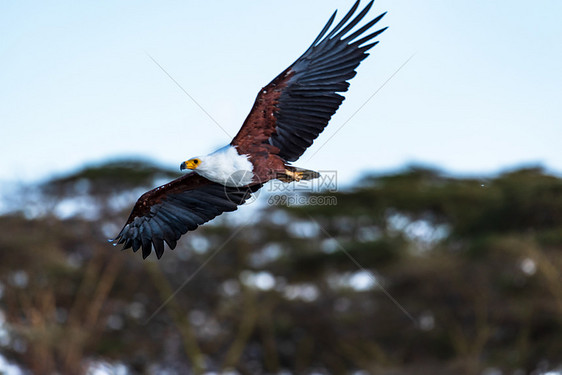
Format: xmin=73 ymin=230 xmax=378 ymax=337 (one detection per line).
xmin=180 ymin=158 xmax=200 ymax=171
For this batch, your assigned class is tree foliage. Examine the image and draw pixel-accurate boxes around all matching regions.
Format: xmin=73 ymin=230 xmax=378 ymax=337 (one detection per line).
xmin=1 ymin=162 xmax=561 ymax=374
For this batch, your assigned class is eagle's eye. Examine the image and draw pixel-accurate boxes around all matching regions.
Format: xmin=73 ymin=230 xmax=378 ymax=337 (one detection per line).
xmin=193 ymin=159 xmax=199 ymax=164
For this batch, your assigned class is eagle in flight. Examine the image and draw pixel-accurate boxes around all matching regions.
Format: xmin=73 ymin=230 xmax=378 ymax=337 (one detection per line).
xmin=113 ymin=0 xmax=387 ymax=259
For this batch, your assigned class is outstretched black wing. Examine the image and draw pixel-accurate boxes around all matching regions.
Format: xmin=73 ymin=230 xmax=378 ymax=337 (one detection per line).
xmin=113 ymin=173 xmax=260 ymax=259
xmin=231 ymin=0 xmax=387 ymax=161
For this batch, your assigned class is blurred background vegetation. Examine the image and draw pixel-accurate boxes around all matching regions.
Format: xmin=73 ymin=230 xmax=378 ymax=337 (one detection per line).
xmin=1 ymin=160 xmax=561 ymax=375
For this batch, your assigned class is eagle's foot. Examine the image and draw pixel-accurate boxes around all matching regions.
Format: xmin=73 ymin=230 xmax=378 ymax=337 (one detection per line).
xmin=287 ymin=169 xmax=304 ymax=182
xmin=278 ymin=166 xmax=320 ymax=182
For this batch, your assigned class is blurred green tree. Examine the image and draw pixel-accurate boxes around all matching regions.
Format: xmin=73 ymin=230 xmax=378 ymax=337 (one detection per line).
xmin=0 ymin=162 xmax=561 ymax=374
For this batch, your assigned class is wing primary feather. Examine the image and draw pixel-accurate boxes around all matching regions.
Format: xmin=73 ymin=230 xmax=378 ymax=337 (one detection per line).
xmin=146 ymin=218 xmax=165 ymax=258
xmin=163 ymin=238 xmax=177 ymax=253
xmin=351 ymin=28 xmax=386 ymax=47
xmin=122 ymin=238 xmax=133 ymax=250
xmin=132 ymin=237 xmax=141 ymax=253
xmin=332 ymin=1 xmax=374 ymax=41
xmin=343 ymin=12 xmax=387 ymax=43
xmin=117 ymin=234 xmax=126 ymax=245
xmin=151 ymin=238 xmax=164 ymax=259
xmin=140 ymin=223 xmax=153 ymax=256
xmin=325 ymin=0 xmax=360 ymax=40
xmin=308 ymin=10 xmax=337 ymax=48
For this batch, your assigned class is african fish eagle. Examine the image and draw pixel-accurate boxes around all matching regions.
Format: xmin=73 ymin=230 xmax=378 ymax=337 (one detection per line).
xmin=113 ymin=1 xmax=387 ymax=258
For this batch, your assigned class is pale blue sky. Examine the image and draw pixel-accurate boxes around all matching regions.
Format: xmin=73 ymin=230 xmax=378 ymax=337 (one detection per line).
xmin=2 ymin=1 xmax=561 ymax=185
